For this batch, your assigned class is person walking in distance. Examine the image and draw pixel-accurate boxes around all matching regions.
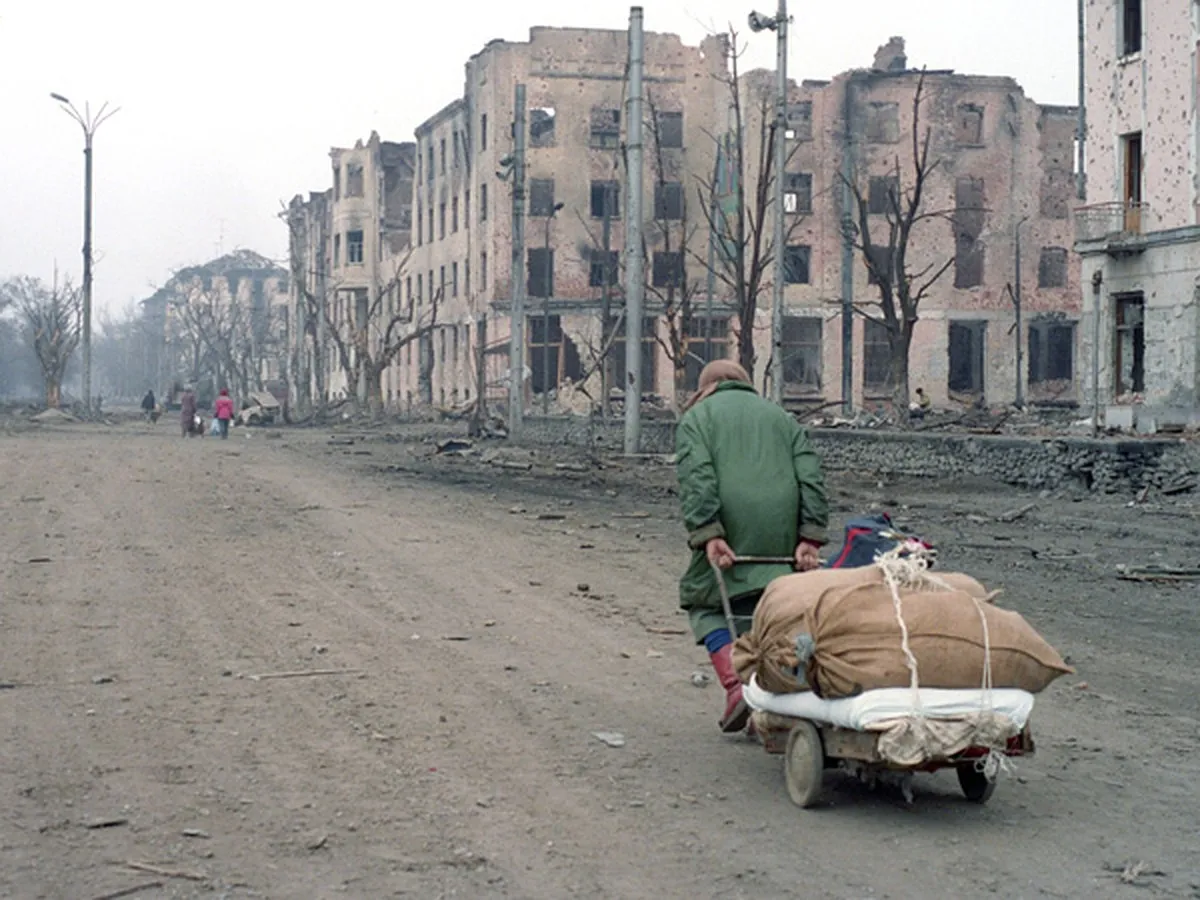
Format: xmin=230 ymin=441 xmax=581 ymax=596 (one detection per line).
xmin=141 ymin=389 xmax=157 ymax=422
xmin=214 ymin=388 xmax=234 ymax=440
xmin=675 ymin=360 xmax=829 ymax=733
xmin=179 ymin=387 xmax=198 ymax=438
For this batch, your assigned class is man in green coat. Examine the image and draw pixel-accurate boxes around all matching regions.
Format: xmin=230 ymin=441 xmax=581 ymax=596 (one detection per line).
xmin=676 ymin=360 xmax=829 ymax=733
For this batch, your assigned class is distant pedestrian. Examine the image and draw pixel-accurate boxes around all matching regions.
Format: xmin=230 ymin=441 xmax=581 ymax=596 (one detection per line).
xmin=141 ymin=390 xmax=156 ymax=422
xmin=213 ymin=388 xmax=234 ymax=440
xmin=180 ymin=388 xmax=198 ymax=438
xmin=910 ymin=387 xmax=932 ymax=420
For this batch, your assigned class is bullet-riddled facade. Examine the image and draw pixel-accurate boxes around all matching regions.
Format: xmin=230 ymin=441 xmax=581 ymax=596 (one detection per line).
xmin=1077 ymin=0 xmax=1200 ymax=426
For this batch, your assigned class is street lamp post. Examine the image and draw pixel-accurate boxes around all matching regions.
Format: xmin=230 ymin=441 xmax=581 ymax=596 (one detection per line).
xmin=541 ymin=201 xmax=564 ymax=414
xmin=748 ymin=1 xmax=789 ymax=406
xmin=51 ymin=93 xmax=119 ymax=416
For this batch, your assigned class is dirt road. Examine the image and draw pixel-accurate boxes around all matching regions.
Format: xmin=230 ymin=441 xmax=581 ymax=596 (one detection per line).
xmin=2 ymin=423 xmax=1198 ymax=899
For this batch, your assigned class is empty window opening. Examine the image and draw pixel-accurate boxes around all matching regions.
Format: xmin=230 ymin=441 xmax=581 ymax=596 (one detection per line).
xmin=1037 ymin=247 xmax=1068 ymax=289
xmin=948 ymin=320 xmax=987 ymax=398
xmin=785 ymin=102 xmax=813 ymax=141
xmin=527 ymin=247 xmax=555 ymax=298
xmin=654 ymin=181 xmax=683 ymax=220
xmin=1122 ymin=132 xmax=1143 ymax=232
xmin=784 ymin=172 xmax=813 ymax=214
xmin=1114 ymin=293 xmax=1145 ymax=396
xmin=612 ymin=317 xmax=657 ymax=394
xmin=529 ymin=178 xmax=557 ymax=217
xmin=656 ymin=111 xmax=684 ymax=149
xmin=684 ymin=318 xmax=730 ymax=390
xmin=1121 ymin=0 xmax=1142 ymax=56
xmin=346 ymin=230 xmax=364 ymax=265
xmin=439 ymin=203 xmax=446 ymax=240
xmin=439 ymin=138 xmax=446 ymax=174
xmin=530 ymin=107 xmax=556 ymax=148
xmin=1028 ymin=319 xmax=1075 ymax=398
xmin=480 ymin=184 xmax=488 ymax=222
xmin=783 ymin=245 xmax=811 ymax=284
xmin=865 ymin=102 xmax=900 ymax=144
xmin=868 ymin=175 xmax=899 ymax=215
xmin=862 ymin=319 xmax=893 ymax=394
xmin=452 ymin=262 xmax=459 ymax=297
xmin=955 ymin=104 xmax=984 ymax=146
xmin=652 ymin=251 xmax=684 ymax=289
xmin=452 ymin=196 xmax=459 ymax=232
xmin=480 ymin=114 xmax=488 ymax=152
xmin=782 ymin=316 xmax=822 ymax=395
xmin=480 ymin=251 xmax=488 ymax=291
xmin=866 ymin=245 xmax=892 ymax=286
xmin=588 ymin=250 xmax=620 ymax=287
xmin=590 ymin=180 xmax=620 ymax=218
xmin=590 ymin=108 xmax=621 ymax=149
xmin=346 ymin=163 xmax=364 ymax=198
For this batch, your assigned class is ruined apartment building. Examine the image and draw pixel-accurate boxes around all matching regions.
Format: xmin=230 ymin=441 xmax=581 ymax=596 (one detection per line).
xmin=1076 ymin=0 xmax=1200 ymax=426
xmin=284 ymin=188 xmax=332 ymax=411
xmin=397 ymin=25 xmax=729 ymax=411
xmin=742 ymin=38 xmax=1080 ymax=410
xmin=301 ymin=133 xmax=415 ymax=404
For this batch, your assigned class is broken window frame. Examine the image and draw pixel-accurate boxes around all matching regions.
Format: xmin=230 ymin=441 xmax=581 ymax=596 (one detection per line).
xmin=653 ymin=181 xmax=684 ymax=221
xmin=526 ymin=313 xmax=582 ymax=395
xmin=346 ymin=230 xmax=364 ymax=265
xmin=590 ymin=180 xmax=621 ymax=219
xmin=589 ymin=107 xmax=621 ymax=150
xmin=1037 ymin=247 xmax=1069 ymax=289
xmin=1122 ymin=131 xmax=1143 ymax=232
xmin=529 ymin=178 xmax=557 ymax=218
xmin=865 ymin=102 xmax=900 ymax=144
xmin=651 ymin=251 xmax=685 ymax=289
xmin=783 ymin=172 xmax=813 ymax=215
xmin=785 ymin=102 xmax=813 ymax=142
xmin=1120 ymin=0 xmax=1142 ymax=57
xmin=782 ymin=316 xmax=823 ymax=395
xmin=656 ymin=110 xmax=684 ymax=149
xmin=862 ymin=319 xmax=893 ymax=394
xmin=527 ymin=247 xmax=555 ymax=298
xmin=588 ymin=250 xmax=620 ymax=288
xmin=955 ymin=103 xmax=985 ymax=147
xmin=529 ymin=107 xmax=557 ymax=148
xmin=684 ymin=318 xmax=731 ymax=391
xmin=1114 ymin=292 xmax=1145 ymax=396
xmin=948 ymin=319 xmax=988 ymax=398
xmin=783 ymin=245 xmax=812 ymax=285
xmin=1028 ymin=319 xmax=1075 ymax=387
xmin=611 ymin=316 xmax=658 ymax=394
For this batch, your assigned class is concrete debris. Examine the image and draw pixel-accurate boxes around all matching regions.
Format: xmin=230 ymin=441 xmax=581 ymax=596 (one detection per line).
xmin=31 ymin=408 xmax=77 ymax=424
xmin=592 ymin=731 xmax=626 ymax=748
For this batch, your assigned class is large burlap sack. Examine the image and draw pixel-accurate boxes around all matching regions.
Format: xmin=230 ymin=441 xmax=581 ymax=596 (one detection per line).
xmin=731 ymin=565 xmax=1070 ymax=697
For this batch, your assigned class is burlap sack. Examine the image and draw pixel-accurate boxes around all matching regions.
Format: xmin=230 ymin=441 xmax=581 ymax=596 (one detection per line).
xmin=806 ymin=580 xmax=1072 ymax=697
xmin=732 ymin=566 xmax=1071 ymax=697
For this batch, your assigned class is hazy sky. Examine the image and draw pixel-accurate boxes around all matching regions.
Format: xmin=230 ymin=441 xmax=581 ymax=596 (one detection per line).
xmin=0 ymin=0 xmax=1077 ymax=316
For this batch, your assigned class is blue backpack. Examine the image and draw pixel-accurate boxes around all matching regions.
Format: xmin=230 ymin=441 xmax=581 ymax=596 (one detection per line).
xmin=823 ymin=512 xmax=932 ymax=569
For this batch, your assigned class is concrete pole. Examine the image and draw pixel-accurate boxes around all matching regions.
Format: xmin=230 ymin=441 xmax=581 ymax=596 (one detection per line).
xmin=542 ymin=214 xmax=552 ymax=414
xmin=1014 ymin=217 xmax=1026 ymax=408
xmin=1076 ymin=0 xmax=1087 ymax=201
xmin=769 ymin=0 xmax=788 ymax=406
xmin=840 ymin=80 xmax=855 ymax=415
xmin=81 ymin=136 xmax=94 ymax=414
xmin=1091 ymin=269 xmax=1103 ymax=436
xmin=508 ymin=83 xmax=528 ymax=435
xmin=623 ymin=6 xmax=645 ymax=455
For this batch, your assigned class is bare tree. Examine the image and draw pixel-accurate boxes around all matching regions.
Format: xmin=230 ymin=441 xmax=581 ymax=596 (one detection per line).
xmin=693 ymin=31 xmax=807 ymax=384
xmin=2 ymin=274 xmax=82 ymax=408
xmin=325 ymin=250 xmax=441 ymax=418
xmin=840 ymin=71 xmax=957 ymax=414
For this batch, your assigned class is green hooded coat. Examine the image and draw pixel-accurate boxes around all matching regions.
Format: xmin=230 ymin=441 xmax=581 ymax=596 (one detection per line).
xmin=675 ymin=381 xmax=829 ymax=643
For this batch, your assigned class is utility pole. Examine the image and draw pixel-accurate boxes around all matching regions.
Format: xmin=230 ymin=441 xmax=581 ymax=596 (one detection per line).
xmin=600 ymin=187 xmax=614 ymax=418
xmin=1014 ymin=216 xmax=1028 ymax=409
xmin=1091 ymin=269 xmax=1103 ymax=437
xmin=51 ymin=93 xmax=118 ymax=416
xmin=748 ymin=1 xmax=789 ymax=405
xmin=508 ymin=83 xmax=528 ymax=436
xmin=1076 ymin=0 xmax=1087 ymax=201
xmin=623 ymin=6 xmax=645 ymax=456
xmin=541 ymin=202 xmax=564 ymax=414
xmin=840 ymin=79 xmax=856 ymax=415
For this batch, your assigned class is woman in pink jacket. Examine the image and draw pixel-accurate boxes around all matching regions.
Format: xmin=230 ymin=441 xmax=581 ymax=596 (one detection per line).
xmin=214 ymin=388 xmax=235 ymax=439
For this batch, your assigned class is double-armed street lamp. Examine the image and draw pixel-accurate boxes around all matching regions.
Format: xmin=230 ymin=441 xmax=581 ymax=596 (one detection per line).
xmin=50 ymin=92 xmax=120 ymax=414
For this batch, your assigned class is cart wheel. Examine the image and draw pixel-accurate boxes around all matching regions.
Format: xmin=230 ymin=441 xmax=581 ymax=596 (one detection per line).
xmin=784 ymin=721 xmax=825 ymax=808
xmin=956 ymin=762 xmax=997 ymax=804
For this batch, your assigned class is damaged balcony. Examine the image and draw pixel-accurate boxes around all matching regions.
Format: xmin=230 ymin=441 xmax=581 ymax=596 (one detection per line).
xmin=1074 ymin=201 xmax=1150 ymax=256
